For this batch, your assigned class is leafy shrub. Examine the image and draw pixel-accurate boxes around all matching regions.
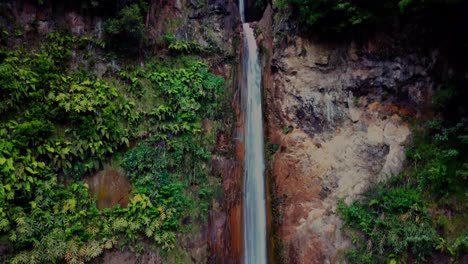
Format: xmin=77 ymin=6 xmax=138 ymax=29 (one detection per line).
xmin=148 ymin=59 xmax=224 ymax=132
xmin=168 ymin=39 xmax=205 ymax=54
xmin=448 ymin=233 xmax=468 ymax=260
xmin=340 ymin=114 xmax=468 ymax=262
xmin=123 ymin=141 xmax=170 ymax=194
xmin=0 ymin=27 xmax=227 ymax=262
xmin=105 ymin=3 xmax=146 ymax=54
xmin=284 ymin=0 xmax=397 ymax=34
xmin=281 ymin=0 xmax=468 ymax=38
xmin=339 ymin=185 xmax=440 ymax=263
xmin=118 ymin=67 xmax=146 ymax=96
xmin=407 ymin=119 xmax=468 ymax=195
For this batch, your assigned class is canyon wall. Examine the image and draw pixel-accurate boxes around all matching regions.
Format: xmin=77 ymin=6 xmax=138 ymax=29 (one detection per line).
xmin=2 ymin=1 xmax=241 ymax=263
xmin=258 ymin=7 xmax=438 ymax=264
xmin=3 ymin=0 xmax=444 ymax=263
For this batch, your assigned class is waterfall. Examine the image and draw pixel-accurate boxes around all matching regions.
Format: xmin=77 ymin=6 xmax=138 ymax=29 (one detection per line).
xmin=241 ymin=20 xmax=268 ymax=264
xmin=239 ymin=0 xmax=245 ymax=24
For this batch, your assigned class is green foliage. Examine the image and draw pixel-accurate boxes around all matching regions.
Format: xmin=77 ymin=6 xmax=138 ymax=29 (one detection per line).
xmin=339 ymin=185 xmax=440 ymax=263
xmin=432 ymin=85 xmax=457 ymax=110
xmin=168 ymin=40 xmax=205 ymax=54
xmin=448 ymin=233 xmax=468 ymax=260
xmin=165 ymin=33 xmax=210 ymax=54
xmin=164 ymin=33 xmax=223 ymax=55
xmin=119 ymin=67 xmax=146 ymax=96
xmin=148 ymin=58 xmax=225 ymax=129
xmin=124 ymin=136 xmax=211 ymax=191
xmin=284 ymin=0 xmax=395 ymax=34
xmin=105 ymin=3 xmax=146 ymax=54
xmin=340 ymin=114 xmax=468 ymax=262
xmin=0 ymin=31 xmax=226 ymax=262
xmin=406 ymin=119 xmax=468 ymax=195
xmin=0 ymin=54 xmax=40 ymax=114
xmin=123 ymin=142 xmax=170 ymax=194
xmin=398 ymin=0 xmax=413 ymax=12
xmin=266 ymin=142 xmax=280 ymax=161
xmin=281 ymin=0 xmax=468 ymax=37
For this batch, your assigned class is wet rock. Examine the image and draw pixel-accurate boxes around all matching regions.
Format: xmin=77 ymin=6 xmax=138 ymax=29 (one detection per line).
xmin=93 ymin=63 xmax=108 ymax=78
xmin=66 ymin=12 xmax=85 ymax=35
xmin=266 ymin=28 xmax=436 ymax=262
xmin=18 ymin=2 xmax=36 ymax=27
xmin=37 ymin=21 xmax=52 ymax=35
xmin=84 ymin=168 xmax=131 ymax=210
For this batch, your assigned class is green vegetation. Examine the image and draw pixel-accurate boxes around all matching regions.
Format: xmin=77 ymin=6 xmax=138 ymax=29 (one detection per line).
xmin=279 ymin=0 xmax=468 ymax=38
xmin=164 ymin=33 xmax=206 ymax=54
xmin=278 ymin=1 xmax=468 ymax=262
xmin=339 ymin=80 xmax=468 ymax=262
xmin=339 ymin=185 xmax=440 ymax=263
xmin=281 ymin=0 xmax=387 ymax=33
xmin=104 ymin=3 xmax=147 ymax=54
xmin=0 ymin=25 xmax=226 ymax=263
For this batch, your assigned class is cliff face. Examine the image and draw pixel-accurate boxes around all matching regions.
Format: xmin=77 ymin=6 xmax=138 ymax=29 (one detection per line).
xmin=2 ymin=1 xmax=241 ymax=263
xmin=5 ymin=0 xmax=238 ymax=54
xmin=3 ymin=0 xmax=447 ymax=262
xmin=258 ymin=8 xmax=438 ymax=263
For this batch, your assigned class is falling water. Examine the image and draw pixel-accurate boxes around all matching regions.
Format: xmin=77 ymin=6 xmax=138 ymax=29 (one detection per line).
xmin=241 ymin=20 xmax=268 ymax=264
xmin=239 ymin=1 xmax=245 ymax=23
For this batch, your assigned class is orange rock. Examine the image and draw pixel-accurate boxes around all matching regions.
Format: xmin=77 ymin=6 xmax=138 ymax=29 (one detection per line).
xmin=399 ymin=106 xmax=414 ymax=117
xmin=368 ymin=101 xmax=380 ymax=111
xmin=382 ymin=104 xmax=399 ymax=114
xmin=84 ymin=168 xmax=131 ymax=209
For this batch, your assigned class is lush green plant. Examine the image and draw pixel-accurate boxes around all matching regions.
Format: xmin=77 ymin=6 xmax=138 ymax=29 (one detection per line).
xmin=406 ymin=119 xmax=468 ymax=195
xmin=266 ymin=142 xmax=280 ymax=161
xmin=119 ymin=67 xmax=146 ymax=96
xmin=0 ymin=30 xmax=226 ymax=262
xmin=105 ymin=3 xmax=146 ymax=53
xmin=340 ymin=114 xmax=468 ymax=262
xmin=339 ymin=185 xmax=440 ymax=263
xmin=281 ymin=0 xmax=468 ymax=37
xmin=283 ymin=0 xmax=397 ymax=33
xmin=148 ymin=58 xmax=225 ymax=131
xmin=448 ymin=233 xmax=468 ymax=260
xmin=168 ymin=39 xmax=205 ymax=54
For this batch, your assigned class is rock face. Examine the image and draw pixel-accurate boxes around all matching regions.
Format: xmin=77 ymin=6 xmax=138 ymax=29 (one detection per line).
xmin=5 ymin=1 xmax=241 ymax=263
xmin=146 ymin=0 xmax=239 ymax=58
xmin=84 ymin=168 xmax=131 ymax=210
xmin=260 ymin=13 xmax=437 ymax=263
xmin=98 ymin=250 xmax=162 ymax=264
xmin=127 ymin=1 xmax=243 ymax=263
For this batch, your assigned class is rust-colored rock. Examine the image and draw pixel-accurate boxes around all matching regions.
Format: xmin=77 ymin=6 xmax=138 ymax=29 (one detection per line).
xmin=262 ymin=15 xmax=437 ymax=262
xmin=84 ymin=168 xmax=131 ymax=210
xmin=66 ymin=12 xmax=85 ymax=35
xmin=208 ymin=30 xmax=243 ymax=263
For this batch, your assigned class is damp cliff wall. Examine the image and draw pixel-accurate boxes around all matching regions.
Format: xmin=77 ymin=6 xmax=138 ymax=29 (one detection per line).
xmin=0 ymin=0 xmax=243 ymax=263
xmin=255 ymin=4 xmax=440 ymax=263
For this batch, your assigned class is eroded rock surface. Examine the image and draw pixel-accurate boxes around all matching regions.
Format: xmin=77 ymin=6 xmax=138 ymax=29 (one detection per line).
xmin=84 ymin=168 xmax=131 ymax=210
xmin=263 ymin=18 xmax=436 ymax=263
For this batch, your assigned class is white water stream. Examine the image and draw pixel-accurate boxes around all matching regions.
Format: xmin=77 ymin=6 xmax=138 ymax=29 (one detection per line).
xmin=241 ymin=19 xmax=268 ymax=264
